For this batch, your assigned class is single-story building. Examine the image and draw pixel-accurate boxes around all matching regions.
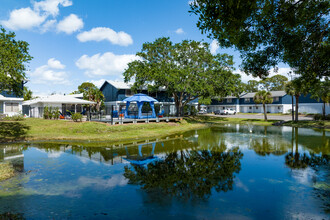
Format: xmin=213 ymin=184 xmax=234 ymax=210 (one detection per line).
xmin=0 ymin=92 xmax=23 ymax=116
xmin=22 ymin=94 xmax=95 ymax=118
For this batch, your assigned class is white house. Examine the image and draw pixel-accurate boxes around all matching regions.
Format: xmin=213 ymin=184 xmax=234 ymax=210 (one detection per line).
xmin=0 ymin=94 xmax=23 ymax=116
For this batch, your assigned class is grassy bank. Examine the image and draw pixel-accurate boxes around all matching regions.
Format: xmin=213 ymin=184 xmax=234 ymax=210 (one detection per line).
xmin=5 ymin=118 xmax=207 ymax=143
xmin=0 ymin=163 xmax=16 ymax=181
xmin=282 ymin=120 xmax=330 ymax=130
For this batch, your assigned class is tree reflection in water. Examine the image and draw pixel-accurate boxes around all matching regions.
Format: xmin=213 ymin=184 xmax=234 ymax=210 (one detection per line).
xmin=124 ymin=147 xmax=243 ymax=200
xmin=284 ymin=127 xmax=330 ymax=213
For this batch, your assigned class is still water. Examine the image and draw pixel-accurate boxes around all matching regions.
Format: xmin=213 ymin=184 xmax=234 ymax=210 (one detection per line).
xmin=0 ymin=125 xmax=329 ymax=219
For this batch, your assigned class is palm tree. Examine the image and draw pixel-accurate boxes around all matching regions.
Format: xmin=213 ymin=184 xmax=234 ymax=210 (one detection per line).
xmin=285 ymin=82 xmax=295 ymax=121
xmin=253 ymin=90 xmax=273 ymax=121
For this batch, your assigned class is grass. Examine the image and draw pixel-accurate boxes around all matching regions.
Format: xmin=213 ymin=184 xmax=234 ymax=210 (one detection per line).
xmin=186 ymin=115 xmax=278 ymax=126
xmin=282 ymin=120 xmax=330 ymax=130
xmin=13 ymin=118 xmax=208 ymax=143
xmin=0 ymin=163 xmax=16 ymax=182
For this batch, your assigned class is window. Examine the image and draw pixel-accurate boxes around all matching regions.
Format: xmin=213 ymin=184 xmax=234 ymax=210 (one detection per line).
xmin=273 ymin=97 xmax=279 ymax=102
xmin=256 ymin=107 xmax=258 ymax=110
xmin=244 ymin=98 xmax=250 ymax=102
xmin=249 ymin=107 xmax=252 ymax=109
xmin=278 ymin=106 xmax=281 ymax=110
xmin=223 ymin=107 xmax=225 ymax=109
xmin=125 ymin=89 xmax=134 ymax=96
xmin=227 ymin=98 xmax=232 ymax=103
xmin=5 ymin=103 xmax=19 ymax=112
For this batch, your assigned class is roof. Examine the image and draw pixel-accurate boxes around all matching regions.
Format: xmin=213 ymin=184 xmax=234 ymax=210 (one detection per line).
xmin=0 ymin=94 xmax=23 ymax=101
xmin=123 ymin=93 xmax=158 ymax=102
xmin=67 ymin=93 xmax=83 ymax=98
xmin=241 ymin=91 xmax=286 ymax=98
xmin=106 ymin=80 xmax=133 ymax=89
xmin=22 ymin=94 xmax=96 ymax=105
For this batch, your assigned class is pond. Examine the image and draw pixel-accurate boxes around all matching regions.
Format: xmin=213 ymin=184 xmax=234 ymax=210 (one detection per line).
xmin=0 ymin=125 xmax=329 ymax=219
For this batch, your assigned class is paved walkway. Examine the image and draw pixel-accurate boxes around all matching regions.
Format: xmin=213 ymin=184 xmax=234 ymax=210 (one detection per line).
xmin=208 ymin=114 xmax=313 ymax=121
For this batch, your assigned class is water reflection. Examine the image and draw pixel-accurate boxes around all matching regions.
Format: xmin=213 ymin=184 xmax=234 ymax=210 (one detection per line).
xmin=124 ymin=147 xmax=243 ymax=200
xmin=0 ymin=125 xmax=329 ymax=218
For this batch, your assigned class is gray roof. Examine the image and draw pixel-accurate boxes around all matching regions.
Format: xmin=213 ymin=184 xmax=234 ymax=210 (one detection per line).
xmin=241 ymin=91 xmax=286 ymax=98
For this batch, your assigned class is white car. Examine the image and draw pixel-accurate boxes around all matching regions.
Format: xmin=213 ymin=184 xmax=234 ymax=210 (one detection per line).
xmin=221 ymin=108 xmax=236 ymax=115
xmin=198 ymin=109 xmax=207 ymax=114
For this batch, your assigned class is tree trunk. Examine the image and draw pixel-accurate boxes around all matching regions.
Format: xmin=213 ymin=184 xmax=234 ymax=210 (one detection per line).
xmin=263 ymin=103 xmax=267 ymax=121
xmin=291 ymin=96 xmax=294 ymax=121
xmin=322 ymin=101 xmax=325 ymax=119
xmin=295 ymin=95 xmax=299 ymax=122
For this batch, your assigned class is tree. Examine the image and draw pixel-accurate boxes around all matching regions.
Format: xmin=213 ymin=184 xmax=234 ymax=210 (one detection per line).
xmin=23 ymin=87 xmax=33 ymax=101
xmin=124 ymin=147 xmax=243 ymax=199
xmin=243 ymin=80 xmax=259 ymax=93
xmin=253 ymin=90 xmax=273 ymax=121
xmin=124 ymin=37 xmax=241 ymax=116
xmin=260 ymin=75 xmax=288 ymax=91
xmin=0 ymin=26 xmax=33 ymax=96
xmin=189 ymin=0 xmax=329 ymax=80
xmin=75 ymin=82 xmax=104 ymax=111
xmin=310 ymin=79 xmax=330 ymax=119
xmin=285 ymin=81 xmax=296 ymax=121
xmin=291 ymin=78 xmax=309 ymax=122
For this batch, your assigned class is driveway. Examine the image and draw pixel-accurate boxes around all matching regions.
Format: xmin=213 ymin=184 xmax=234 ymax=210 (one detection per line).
xmin=208 ymin=113 xmax=313 ymax=121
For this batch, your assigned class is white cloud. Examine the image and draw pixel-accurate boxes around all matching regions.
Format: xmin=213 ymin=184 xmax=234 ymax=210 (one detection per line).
xmin=76 ymin=52 xmax=140 ymax=77
xmin=175 ymin=28 xmax=184 ymax=34
xmin=1 ymin=0 xmax=76 ymax=32
xmin=210 ymin=40 xmax=219 ymax=55
xmin=235 ymin=67 xmax=294 ymax=83
xmin=41 ymin=19 xmax=57 ymax=33
xmin=47 ymin=58 xmax=66 ymax=69
xmin=57 ymin=14 xmax=84 ymax=34
xmin=29 ymin=58 xmax=70 ymax=85
xmin=77 ymin=27 xmax=133 ymax=46
xmin=1 ymin=7 xmax=46 ymax=30
xmin=34 ymin=0 xmax=72 ymax=16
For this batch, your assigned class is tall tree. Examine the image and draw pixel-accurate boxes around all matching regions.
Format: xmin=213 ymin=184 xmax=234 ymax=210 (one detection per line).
xmin=290 ymin=78 xmax=309 ymax=122
xmin=260 ymin=75 xmax=288 ymax=91
xmin=285 ymin=81 xmax=296 ymax=121
xmin=124 ymin=37 xmax=241 ymax=116
xmin=23 ymin=87 xmax=33 ymax=101
xmin=310 ymin=79 xmax=330 ymax=119
xmin=244 ymin=80 xmax=259 ymax=93
xmin=189 ymin=0 xmax=329 ymax=80
xmin=75 ymin=82 xmax=104 ymax=111
xmin=253 ymin=90 xmax=273 ymax=121
xmin=0 ymin=26 xmax=33 ymax=96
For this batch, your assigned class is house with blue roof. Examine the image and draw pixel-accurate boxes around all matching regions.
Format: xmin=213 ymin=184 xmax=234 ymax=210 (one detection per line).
xmin=100 ymin=80 xmax=177 ymax=115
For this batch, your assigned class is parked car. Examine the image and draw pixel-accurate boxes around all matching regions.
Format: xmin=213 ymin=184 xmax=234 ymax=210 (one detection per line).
xmin=198 ymin=109 xmax=207 ymax=114
xmin=214 ymin=110 xmax=221 ymax=115
xmin=221 ymin=108 xmax=236 ymax=115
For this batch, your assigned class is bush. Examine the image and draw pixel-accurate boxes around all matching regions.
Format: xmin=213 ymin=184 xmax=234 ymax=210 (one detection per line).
xmin=314 ymin=114 xmax=330 ymax=121
xmin=1 ymin=115 xmax=24 ymax=121
xmin=52 ymin=107 xmax=60 ymax=120
xmin=43 ymin=106 xmax=50 ymax=119
xmin=72 ymin=113 xmax=82 ymax=122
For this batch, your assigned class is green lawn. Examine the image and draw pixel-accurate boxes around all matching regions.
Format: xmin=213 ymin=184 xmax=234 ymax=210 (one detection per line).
xmin=0 ymin=116 xmax=328 ymax=143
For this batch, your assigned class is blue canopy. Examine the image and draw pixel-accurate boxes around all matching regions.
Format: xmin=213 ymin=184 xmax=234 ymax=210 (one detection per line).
xmin=123 ymin=93 xmax=158 ymax=119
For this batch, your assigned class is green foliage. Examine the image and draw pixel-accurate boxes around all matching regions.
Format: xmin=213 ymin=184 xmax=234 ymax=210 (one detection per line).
xmin=124 ymin=37 xmax=242 ymax=116
xmin=76 ymin=82 xmax=104 ymax=111
xmin=253 ymin=90 xmax=273 ymax=121
xmin=314 ymin=114 xmax=330 ymax=121
xmin=190 ymin=0 xmax=329 ymax=80
xmin=0 ymin=122 xmax=29 ymax=140
xmin=23 ymin=87 xmax=33 ymax=101
xmin=72 ymin=113 xmax=83 ymax=122
xmin=1 ymin=115 xmax=24 ymax=121
xmin=52 ymin=107 xmax=60 ymax=120
xmin=260 ymin=75 xmax=288 ymax=91
xmin=124 ymin=147 xmax=243 ymax=199
xmin=43 ymin=106 xmax=50 ymax=119
xmin=0 ymin=26 xmax=33 ymax=96
xmin=243 ymin=80 xmax=259 ymax=93
xmin=141 ymin=102 xmax=152 ymax=113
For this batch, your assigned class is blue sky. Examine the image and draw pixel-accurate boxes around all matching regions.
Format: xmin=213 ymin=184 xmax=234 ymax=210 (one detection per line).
xmin=1 ymin=0 xmax=290 ymax=96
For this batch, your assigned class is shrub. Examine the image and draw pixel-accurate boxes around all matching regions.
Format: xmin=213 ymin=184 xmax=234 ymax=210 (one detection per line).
xmin=1 ymin=115 xmax=24 ymax=121
xmin=72 ymin=113 xmax=82 ymax=122
xmin=314 ymin=114 xmax=330 ymax=121
xmin=52 ymin=107 xmax=60 ymax=120
xmin=43 ymin=106 xmax=49 ymax=119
